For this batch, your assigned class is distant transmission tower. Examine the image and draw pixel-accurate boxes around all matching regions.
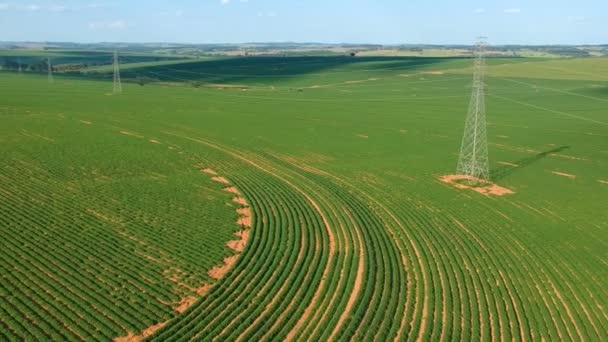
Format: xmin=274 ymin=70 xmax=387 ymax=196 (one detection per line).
xmin=456 ymin=37 xmax=489 ymax=181
xmin=47 ymin=58 xmax=54 ymax=83
xmin=113 ymin=51 xmax=122 ymax=93
xmin=18 ymin=58 xmax=22 ymax=74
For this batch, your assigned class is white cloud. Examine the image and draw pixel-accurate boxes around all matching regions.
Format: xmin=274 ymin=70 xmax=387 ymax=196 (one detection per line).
xmin=87 ymin=3 xmax=110 ymax=9
xmin=474 ymin=8 xmax=485 ymax=14
xmin=0 ymin=3 xmax=72 ymax=12
xmin=504 ymin=8 xmax=521 ymax=14
xmin=257 ymin=10 xmax=277 ymax=17
xmin=20 ymin=4 xmax=41 ymax=11
xmin=221 ymin=0 xmax=230 ymax=4
xmin=49 ymin=5 xmax=66 ymax=12
xmin=567 ymin=15 xmax=588 ymax=24
xmin=88 ymin=20 xmax=128 ymax=30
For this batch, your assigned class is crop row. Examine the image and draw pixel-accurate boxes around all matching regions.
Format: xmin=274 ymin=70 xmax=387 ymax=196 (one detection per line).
xmin=149 ymin=131 xmax=607 ymax=341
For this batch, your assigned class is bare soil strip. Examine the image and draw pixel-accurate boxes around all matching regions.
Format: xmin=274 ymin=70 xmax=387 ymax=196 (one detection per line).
xmin=599 ymin=180 xmax=608 ymax=185
xmin=439 ymin=175 xmax=515 ymax=196
xmin=79 ymin=120 xmax=93 ymax=125
xmin=498 ymin=161 xmax=519 ymax=167
xmin=119 ymin=131 xmax=144 ymax=139
xmin=551 ymin=171 xmax=576 ymax=179
xmin=327 ymin=207 xmax=365 ymax=341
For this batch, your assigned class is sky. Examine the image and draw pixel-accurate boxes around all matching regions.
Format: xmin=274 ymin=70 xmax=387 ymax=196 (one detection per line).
xmin=0 ymin=0 xmax=606 ymax=45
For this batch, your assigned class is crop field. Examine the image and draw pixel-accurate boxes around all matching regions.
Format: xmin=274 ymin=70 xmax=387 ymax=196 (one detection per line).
xmin=1 ymin=52 xmax=607 ymax=341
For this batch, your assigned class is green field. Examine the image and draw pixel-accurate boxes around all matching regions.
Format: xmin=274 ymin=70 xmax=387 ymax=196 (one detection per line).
xmin=1 ymin=53 xmax=607 ymax=341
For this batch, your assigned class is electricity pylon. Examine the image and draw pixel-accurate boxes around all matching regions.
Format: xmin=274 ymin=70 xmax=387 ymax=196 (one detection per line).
xmin=113 ymin=50 xmax=122 ymax=94
xmin=47 ymin=58 xmax=54 ymax=83
xmin=18 ymin=58 xmax=22 ymax=74
xmin=456 ymin=37 xmax=489 ymax=181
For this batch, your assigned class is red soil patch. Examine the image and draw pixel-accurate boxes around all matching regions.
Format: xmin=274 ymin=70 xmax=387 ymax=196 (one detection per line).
xmin=209 ymin=255 xmax=239 ymax=279
xmin=498 ymin=161 xmax=519 ymax=167
xmin=114 ymin=321 xmax=168 ymax=342
xmin=212 ymin=176 xmax=230 ymax=184
xmin=223 ymin=187 xmax=241 ymax=195
xmin=233 ymin=197 xmax=248 ymax=206
xmin=202 ymin=168 xmax=218 ymax=175
xmin=237 ymin=207 xmax=251 ymax=216
xmin=227 ymin=230 xmax=250 ymax=252
xmin=551 ymin=171 xmax=576 ymax=179
xmin=237 ymin=216 xmax=252 ymax=228
xmin=439 ymin=175 xmax=514 ymax=196
xmin=174 ymin=297 xmax=198 ymax=314
xmin=195 ymin=284 xmax=212 ymax=296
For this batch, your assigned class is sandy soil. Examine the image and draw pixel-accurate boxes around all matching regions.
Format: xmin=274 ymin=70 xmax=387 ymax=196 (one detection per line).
xmin=227 ymin=230 xmax=250 ymax=252
xmin=233 ymin=197 xmax=249 ymax=206
xmin=202 ymin=168 xmax=218 ymax=175
xmin=439 ymin=175 xmax=515 ymax=196
xmin=174 ymin=297 xmax=198 ymax=314
xmin=223 ymin=187 xmax=241 ymax=195
xmin=212 ymin=176 xmax=231 ymax=184
xmin=209 ymin=255 xmax=239 ymax=279
xmin=114 ymin=321 xmax=168 ymax=342
xmin=195 ymin=284 xmax=212 ymax=296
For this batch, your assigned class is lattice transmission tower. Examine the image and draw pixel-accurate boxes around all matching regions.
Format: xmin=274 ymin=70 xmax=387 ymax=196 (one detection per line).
xmin=17 ymin=58 xmax=22 ymax=74
xmin=456 ymin=37 xmax=490 ymax=181
xmin=113 ymin=50 xmax=122 ymax=94
xmin=47 ymin=58 xmax=54 ymax=83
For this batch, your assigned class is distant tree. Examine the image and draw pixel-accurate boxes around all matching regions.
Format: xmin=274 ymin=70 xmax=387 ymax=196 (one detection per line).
xmin=350 ymin=52 xmax=357 ymax=57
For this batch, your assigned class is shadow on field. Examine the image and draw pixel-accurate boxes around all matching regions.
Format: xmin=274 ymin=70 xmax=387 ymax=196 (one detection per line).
xmin=491 ymin=146 xmax=570 ymax=181
xmin=76 ymin=56 xmax=460 ymax=85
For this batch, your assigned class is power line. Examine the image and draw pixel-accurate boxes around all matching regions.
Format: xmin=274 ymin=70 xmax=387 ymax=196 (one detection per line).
xmin=113 ymin=50 xmax=122 ymax=94
xmin=47 ymin=58 xmax=54 ymax=83
xmin=457 ymin=37 xmax=490 ymax=181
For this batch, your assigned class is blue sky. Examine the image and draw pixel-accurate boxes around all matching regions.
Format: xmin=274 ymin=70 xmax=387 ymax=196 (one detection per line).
xmin=0 ymin=0 xmax=606 ymax=44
